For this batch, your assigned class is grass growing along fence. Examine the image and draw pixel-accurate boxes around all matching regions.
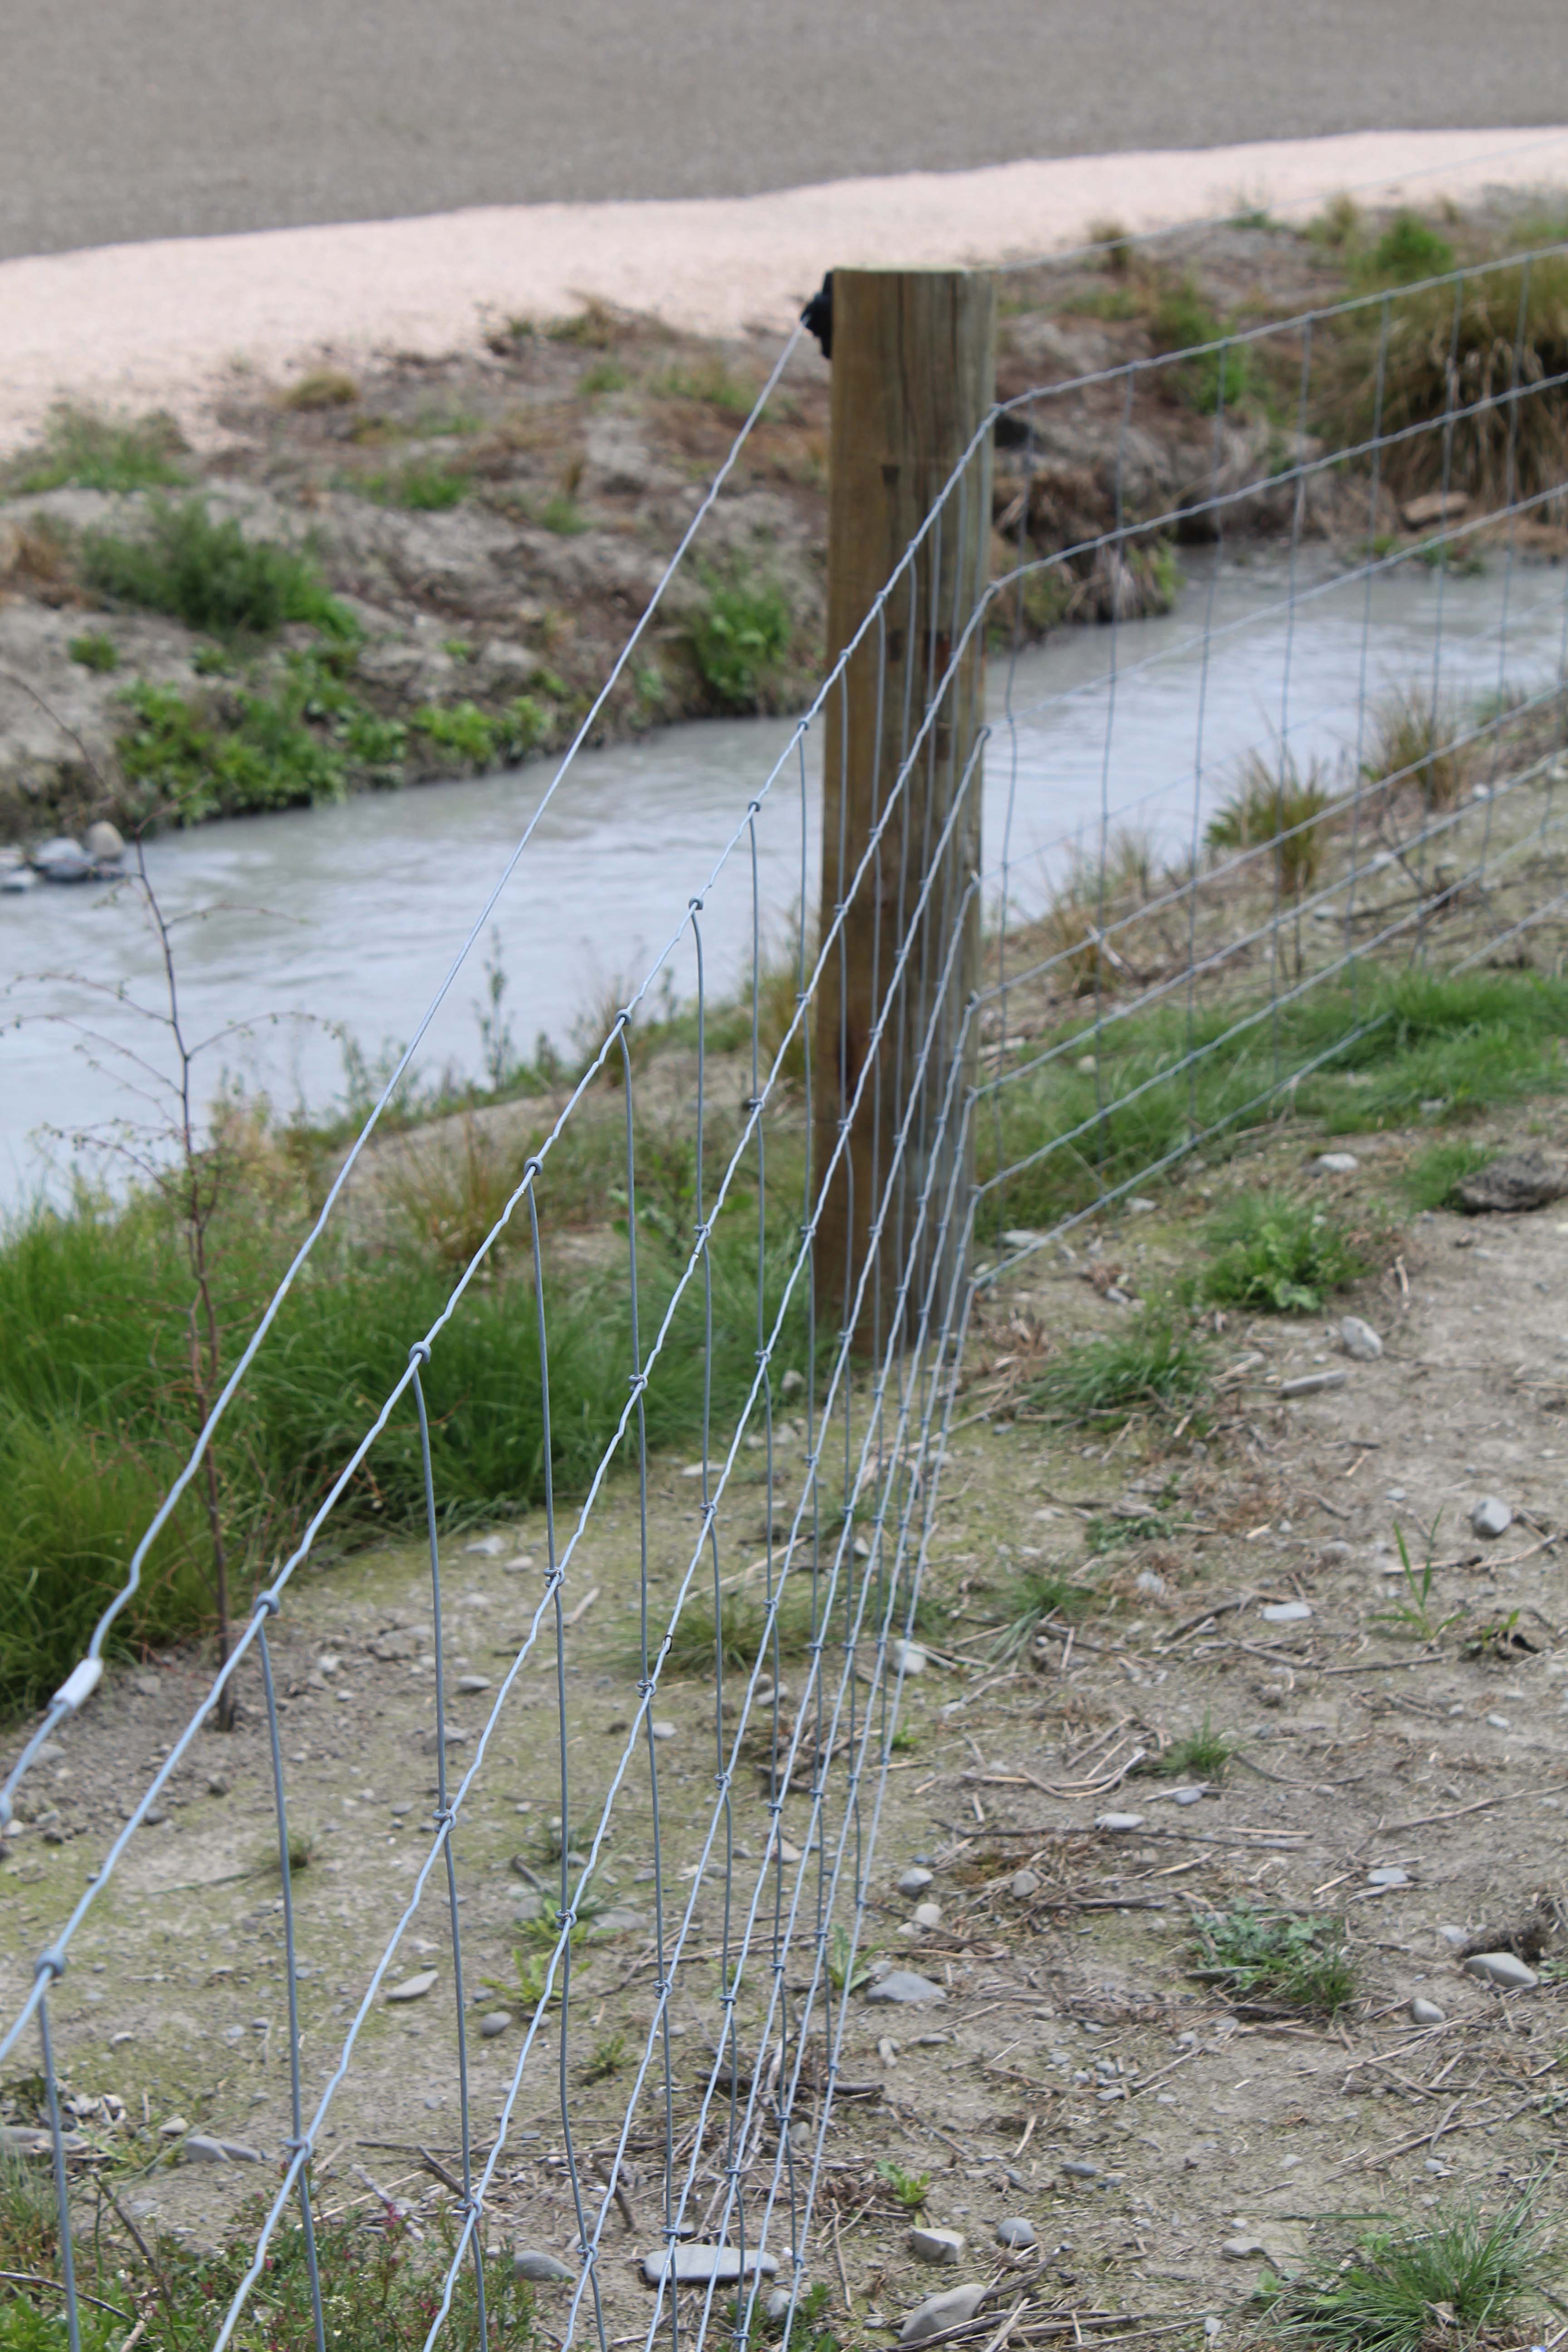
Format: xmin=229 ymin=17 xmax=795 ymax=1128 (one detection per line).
xmin=979 ymin=967 xmax=1568 ymax=1240
xmin=0 ymin=1154 xmax=816 ymax=1715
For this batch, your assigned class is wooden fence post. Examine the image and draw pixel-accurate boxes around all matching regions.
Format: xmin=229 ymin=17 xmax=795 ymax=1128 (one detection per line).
xmin=811 ymin=268 xmax=995 ymax=1357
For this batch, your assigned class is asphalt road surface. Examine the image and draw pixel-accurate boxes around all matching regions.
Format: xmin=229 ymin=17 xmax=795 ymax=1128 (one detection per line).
xmin=6 ymin=0 xmax=1562 ymax=261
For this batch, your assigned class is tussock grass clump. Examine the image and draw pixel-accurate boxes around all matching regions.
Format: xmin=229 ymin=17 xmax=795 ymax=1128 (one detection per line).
xmin=659 ymin=1583 xmax=824 ymax=1678
xmin=83 ymin=497 xmax=354 ymax=641
xmin=1193 ymin=1901 xmax=1354 ymax=2013
xmin=1330 ymin=252 xmax=1568 ymax=502
xmin=986 ymin=1568 xmax=1097 ymax=1662
xmin=281 ymin=368 xmax=360 ymax=411
xmin=6 ymin=403 xmax=188 ymax=495
xmin=1154 ymin=1710 xmax=1234 ymax=1779
xmin=1200 ymin=1191 xmax=1371 ymax=1313
xmin=1027 ymin=1313 xmax=1209 ymax=1422
xmin=1277 ymin=2191 xmax=1553 ymax=2352
xmin=1361 ymin=687 xmax=1475 ymax=810
xmin=1207 ymin=750 xmax=1336 ymax=897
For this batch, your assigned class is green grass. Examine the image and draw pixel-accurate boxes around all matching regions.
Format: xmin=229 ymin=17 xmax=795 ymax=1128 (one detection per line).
xmin=1361 ymin=689 xmax=1475 ymax=811
xmin=687 ymin=576 xmax=792 ymax=711
xmin=282 ymin=368 xmax=360 ymax=411
xmin=1154 ymin=1710 xmax=1234 ymax=1778
xmin=537 ymin=494 xmax=587 ymax=535
xmin=360 ymin=459 xmax=470 ymax=511
xmin=658 ymin=1584 xmax=821 ymax=1678
xmin=1276 ymin=2191 xmax=1553 ymax=2352
xmin=1199 ymin=1191 xmax=1371 ymax=1313
xmin=1401 ymin=1137 xmax=1495 ymax=1209
xmin=6 ymin=406 xmax=187 ymax=495
xmin=1151 ymin=279 xmax=1253 ymax=413
xmin=1085 ymin=1509 xmax=1172 ymax=1551
xmin=579 ymin=361 xmax=630 ymax=396
xmin=82 ymin=498 xmax=354 ymax=641
xmin=653 ymin=360 xmax=758 ymax=415
xmin=1192 ymin=1901 xmax=1354 ymax=2013
xmin=0 ymin=1171 xmax=818 ymax=1714
xmin=980 ymin=970 xmax=1568 ymax=1239
xmin=985 ymin=1569 xmax=1097 ymax=1663
xmin=67 ymin=630 xmax=119 ymax=673
xmin=1362 ymin=211 xmax=1457 ymax=286
xmin=1027 ymin=1313 xmax=1210 ymax=1421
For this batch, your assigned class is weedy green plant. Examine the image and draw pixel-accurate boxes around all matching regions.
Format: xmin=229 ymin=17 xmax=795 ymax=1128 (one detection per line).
xmin=584 ymin=2030 xmax=627 ymax=2082
xmin=1200 ymin=1191 xmax=1370 ymax=1313
xmin=67 ymin=630 xmax=120 ymax=672
xmin=1151 ymin=278 xmax=1252 ymax=413
xmin=1373 ymin=1519 xmax=1459 ymax=1642
xmin=1361 ymin=688 xmax=1475 ymax=811
xmin=1274 ymin=2189 xmax=1553 ymax=2352
xmin=1206 ymin=749 xmax=1336 ymax=897
xmin=1086 ymin=216 xmax=1134 ymax=274
xmin=826 ymin=1923 xmax=875 ymax=1995
xmin=1027 ymin=1313 xmax=1210 ymax=1422
xmin=361 ymin=458 xmax=470 ymax=511
xmin=1192 ymin=1901 xmax=1354 ymax=2013
xmin=986 ymin=1569 xmax=1097 ymax=1664
xmin=1155 ymin=1710 xmax=1234 ymax=1779
xmin=687 ymin=574 xmax=792 ymax=711
xmin=83 ymin=499 xmax=354 ymax=641
xmin=1085 ymin=1509 xmax=1172 ymax=1552
xmin=875 ymin=2161 xmax=932 ymax=2210
xmin=1362 ymin=211 xmax=1457 ymax=286
xmin=6 ymin=404 xmax=188 ymax=495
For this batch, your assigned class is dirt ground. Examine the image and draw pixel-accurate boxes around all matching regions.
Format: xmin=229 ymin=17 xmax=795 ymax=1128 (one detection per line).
xmin=4 ymin=1095 xmax=1568 ymax=2344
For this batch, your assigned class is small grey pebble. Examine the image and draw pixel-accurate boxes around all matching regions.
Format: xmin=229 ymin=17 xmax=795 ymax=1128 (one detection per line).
xmin=995 ymin=2218 xmax=1036 ymax=2249
xmin=1008 ymin=1869 xmax=1040 ymax=1900
xmin=897 ymin=1867 xmax=935 ymax=1897
xmin=1061 ymin=2161 xmax=1098 ymax=2180
xmin=1171 ymin=1786 xmax=1205 ymax=1808
xmin=512 ymin=2250 xmax=575 ymax=2283
xmin=206 ymin=1775 xmax=230 ymax=1798
xmin=1340 ymin=1315 xmax=1382 ymax=1361
xmin=1411 ymin=1998 xmax=1446 ymax=2026
xmin=1470 ymin=1495 xmax=1513 ymax=1539
xmin=765 ymin=2290 xmax=794 ymax=2322
xmin=480 ymin=2010 xmax=512 ymax=2038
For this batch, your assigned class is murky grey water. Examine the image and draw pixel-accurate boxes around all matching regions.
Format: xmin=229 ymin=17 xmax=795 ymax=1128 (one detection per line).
xmin=3 ymin=547 xmax=1563 ymax=1202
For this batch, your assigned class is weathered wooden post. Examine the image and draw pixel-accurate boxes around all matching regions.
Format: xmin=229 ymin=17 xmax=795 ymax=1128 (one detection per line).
xmin=811 ymin=269 xmax=995 ymax=1357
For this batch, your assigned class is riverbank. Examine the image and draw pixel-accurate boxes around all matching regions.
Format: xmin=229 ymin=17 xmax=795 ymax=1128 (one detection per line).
xmin=5 ymin=186 xmax=1565 ymax=845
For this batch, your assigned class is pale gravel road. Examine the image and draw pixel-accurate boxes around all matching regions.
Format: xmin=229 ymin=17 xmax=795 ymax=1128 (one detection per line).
xmin=6 ymin=0 xmax=1565 ymax=261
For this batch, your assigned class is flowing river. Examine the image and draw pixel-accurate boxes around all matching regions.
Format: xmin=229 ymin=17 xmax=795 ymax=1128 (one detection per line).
xmin=3 ymin=546 xmax=1564 ymax=1204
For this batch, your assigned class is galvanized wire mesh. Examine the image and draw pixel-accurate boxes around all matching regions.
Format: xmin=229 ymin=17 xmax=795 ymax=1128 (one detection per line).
xmin=3 ymin=235 xmax=1568 ymax=2352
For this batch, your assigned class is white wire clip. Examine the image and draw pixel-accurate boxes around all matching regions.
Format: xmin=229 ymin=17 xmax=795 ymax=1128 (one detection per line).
xmin=54 ymin=1659 xmax=103 ymax=1715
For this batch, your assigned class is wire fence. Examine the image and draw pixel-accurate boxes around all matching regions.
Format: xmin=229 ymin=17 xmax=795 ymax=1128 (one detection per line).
xmin=3 ymin=230 xmax=1568 ymax=2352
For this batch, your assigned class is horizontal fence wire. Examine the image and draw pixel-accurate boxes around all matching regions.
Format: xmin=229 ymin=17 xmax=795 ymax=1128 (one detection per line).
xmin=4 ymin=228 xmax=1568 ymax=2352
